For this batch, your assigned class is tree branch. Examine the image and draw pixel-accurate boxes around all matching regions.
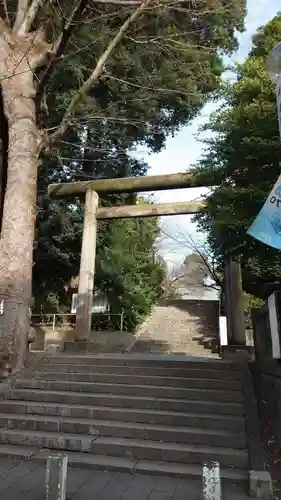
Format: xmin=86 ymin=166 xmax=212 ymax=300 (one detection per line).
xmin=17 ymin=0 xmax=47 ymax=35
xmin=13 ymin=0 xmax=28 ymax=32
xmin=184 ymin=234 xmax=222 ymax=288
xmin=0 ymin=16 xmax=13 ymax=47
xmin=49 ymin=0 xmax=153 ymax=144
xmin=171 ymin=273 xmax=185 ymax=283
xmin=3 ymin=0 xmax=10 ymax=26
xmin=37 ymin=0 xmax=88 ymax=102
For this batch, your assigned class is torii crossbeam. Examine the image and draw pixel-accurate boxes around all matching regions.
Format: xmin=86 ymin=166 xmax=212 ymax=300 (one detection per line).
xmin=48 ymin=173 xmax=206 ymax=340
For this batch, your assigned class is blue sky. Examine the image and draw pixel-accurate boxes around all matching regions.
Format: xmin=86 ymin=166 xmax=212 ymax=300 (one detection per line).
xmin=137 ymin=0 xmax=281 ymax=267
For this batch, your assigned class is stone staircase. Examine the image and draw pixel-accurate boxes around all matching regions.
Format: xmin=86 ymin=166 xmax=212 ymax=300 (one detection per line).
xmin=130 ymin=300 xmax=219 ymax=356
xmin=0 ymin=353 xmax=251 ymax=497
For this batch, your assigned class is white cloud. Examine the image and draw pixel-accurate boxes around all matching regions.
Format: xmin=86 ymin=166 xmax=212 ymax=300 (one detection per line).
xmin=137 ymin=0 xmax=281 ymax=265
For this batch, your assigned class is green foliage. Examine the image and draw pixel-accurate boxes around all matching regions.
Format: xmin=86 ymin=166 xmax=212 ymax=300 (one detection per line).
xmin=243 ymin=293 xmax=265 ymax=330
xmin=194 ymin=13 xmax=281 ymax=296
xmin=33 ymin=199 xmax=83 ymax=311
xmin=40 ymin=0 xmax=244 ymax=152
xmin=33 ymin=196 xmax=165 ymax=330
xmin=95 ymin=216 xmax=165 ymax=331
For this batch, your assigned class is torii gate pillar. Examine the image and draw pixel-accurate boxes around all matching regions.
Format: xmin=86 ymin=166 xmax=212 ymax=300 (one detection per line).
xmin=75 ymin=189 xmax=99 ymax=340
xmin=223 ymin=256 xmax=246 ymax=359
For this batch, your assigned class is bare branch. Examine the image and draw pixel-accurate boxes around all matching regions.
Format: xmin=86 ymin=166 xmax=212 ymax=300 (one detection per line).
xmin=0 ymin=17 xmax=13 ymax=46
xmin=171 ymin=273 xmax=185 ymax=283
xmin=49 ymin=0 xmax=153 ymax=144
xmin=37 ymin=0 xmax=88 ymax=101
xmin=3 ymin=0 xmax=10 ymax=26
xmin=14 ymin=0 xmax=29 ymax=32
xmin=178 ymin=231 xmax=222 ymax=288
xmin=17 ymin=0 xmax=47 ymax=35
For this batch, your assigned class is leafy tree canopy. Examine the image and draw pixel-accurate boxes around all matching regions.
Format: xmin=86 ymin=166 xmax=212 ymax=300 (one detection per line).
xmin=39 ymin=0 xmax=245 ymax=152
xmin=194 ymin=13 xmax=281 ymax=296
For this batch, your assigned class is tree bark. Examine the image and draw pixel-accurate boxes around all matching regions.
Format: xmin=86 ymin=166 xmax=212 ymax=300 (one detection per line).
xmin=0 ymin=60 xmax=40 ymax=371
xmin=0 ymin=18 xmax=49 ymax=371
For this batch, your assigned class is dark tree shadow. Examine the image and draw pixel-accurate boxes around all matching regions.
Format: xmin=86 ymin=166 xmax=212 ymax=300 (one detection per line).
xmin=129 ymin=337 xmax=173 ymax=354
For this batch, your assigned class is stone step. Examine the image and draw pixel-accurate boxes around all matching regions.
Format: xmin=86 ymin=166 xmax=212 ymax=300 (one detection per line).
xmin=0 ymin=444 xmax=248 ymax=485
xmin=42 ymin=354 xmax=238 ymax=370
xmin=0 ymin=400 xmax=245 ymax=430
xmin=14 ymin=379 xmax=243 ymax=402
xmin=0 ymin=429 xmax=248 ymax=468
xmin=37 ymin=362 xmax=241 ymax=379
xmin=0 ymin=413 xmax=246 ymax=448
xmin=28 ymin=370 xmax=242 ymax=390
xmin=4 ymin=389 xmax=245 ymax=414
xmin=89 ymin=437 xmax=249 ymax=469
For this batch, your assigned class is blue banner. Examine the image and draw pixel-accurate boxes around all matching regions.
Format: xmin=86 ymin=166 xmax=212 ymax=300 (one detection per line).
xmin=247 ymin=173 xmax=281 ymax=249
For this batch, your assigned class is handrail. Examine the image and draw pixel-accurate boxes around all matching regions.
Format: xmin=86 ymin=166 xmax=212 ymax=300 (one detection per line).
xmin=30 ymin=311 xmax=124 ymax=332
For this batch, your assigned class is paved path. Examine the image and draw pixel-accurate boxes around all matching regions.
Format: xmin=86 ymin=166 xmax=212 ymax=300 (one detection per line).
xmin=0 ymin=458 xmax=250 ymax=500
xmin=0 ymin=458 xmax=199 ymax=500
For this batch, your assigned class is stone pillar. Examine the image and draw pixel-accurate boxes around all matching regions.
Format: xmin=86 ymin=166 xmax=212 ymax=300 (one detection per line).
xmin=45 ymin=454 xmax=68 ymax=500
xmin=229 ymin=258 xmax=246 ymax=345
xmin=202 ymin=461 xmax=221 ymax=500
xmin=224 ymin=255 xmax=246 ymax=346
xmin=224 ymin=258 xmax=233 ymax=343
xmin=75 ymin=189 xmax=99 ymax=340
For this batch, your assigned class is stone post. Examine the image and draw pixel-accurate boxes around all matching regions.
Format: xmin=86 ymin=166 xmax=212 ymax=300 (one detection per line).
xmin=45 ymin=454 xmax=68 ymax=500
xmin=229 ymin=257 xmax=246 ymax=345
xmin=224 ymin=258 xmax=233 ymax=343
xmin=223 ymin=255 xmax=246 ymax=355
xmin=202 ymin=461 xmax=221 ymax=500
xmin=75 ymin=189 xmax=99 ymax=340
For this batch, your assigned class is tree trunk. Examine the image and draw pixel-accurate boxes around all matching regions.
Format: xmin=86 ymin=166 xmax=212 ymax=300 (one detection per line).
xmin=0 ymin=68 xmax=40 ymax=371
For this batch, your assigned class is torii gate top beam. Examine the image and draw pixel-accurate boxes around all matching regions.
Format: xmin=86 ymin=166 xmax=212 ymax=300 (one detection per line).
xmin=48 ymin=172 xmax=205 ymax=197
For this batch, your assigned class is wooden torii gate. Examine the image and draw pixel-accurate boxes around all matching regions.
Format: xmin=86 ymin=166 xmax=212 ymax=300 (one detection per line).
xmin=48 ymin=173 xmax=204 ymax=339
xmin=48 ymin=172 xmax=245 ymax=346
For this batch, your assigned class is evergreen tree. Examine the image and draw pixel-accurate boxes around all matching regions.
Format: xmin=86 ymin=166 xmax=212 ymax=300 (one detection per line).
xmin=194 ymin=14 xmax=281 ymax=296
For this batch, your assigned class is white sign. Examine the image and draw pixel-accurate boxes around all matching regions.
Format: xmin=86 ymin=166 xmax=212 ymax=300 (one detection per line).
xmin=71 ymin=293 xmax=109 ymax=314
xmin=247 ymin=172 xmax=281 ymax=249
xmin=219 ymin=316 xmax=228 ymax=346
